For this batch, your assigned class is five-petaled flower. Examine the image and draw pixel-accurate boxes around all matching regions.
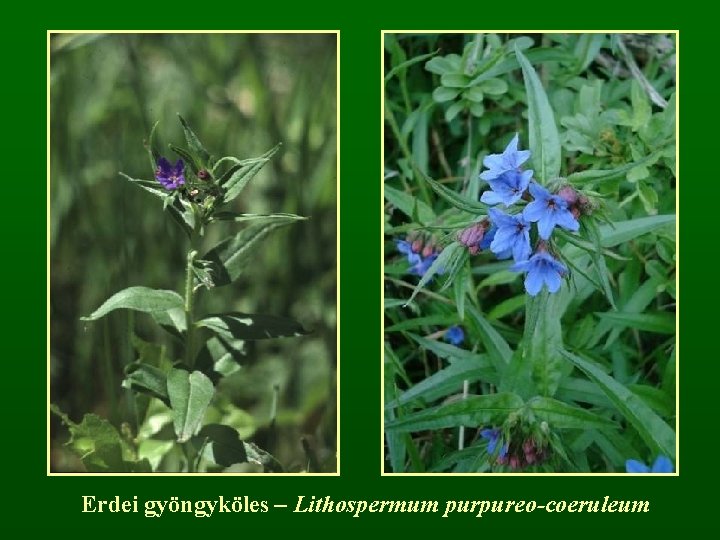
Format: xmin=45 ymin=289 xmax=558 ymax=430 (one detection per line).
xmin=444 ymin=326 xmax=464 ymax=346
xmin=523 ymin=183 xmax=579 ymax=239
xmin=480 ymin=428 xmax=508 ymax=458
xmin=155 ymin=157 xmax=186 ymax=190
xmin=480 ymin=134 xmax=533 ymax=207
xmin=488 ymin=208 xmax=531 ymax=262
xmin=625 ymin=456 xmax=674 ymax=473
xmin=511 ymin=251 xmax=568 ymax=296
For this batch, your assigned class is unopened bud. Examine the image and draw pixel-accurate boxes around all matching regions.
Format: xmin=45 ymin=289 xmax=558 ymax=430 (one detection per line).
xmin=557 ymin=185 xmax=578 ymax=205
xmin=411 ymin=239 xmax=423 ymax=253
xmin=198 ymin=169 xmax=210 ymax=180
xmin=422 ymin=243 xmax=435 ymax=258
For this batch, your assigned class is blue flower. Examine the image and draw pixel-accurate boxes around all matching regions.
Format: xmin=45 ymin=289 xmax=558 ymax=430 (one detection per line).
xmin=444 ymin=326 xmax=464 ymax=346
xmin=155 ymin=157 xmax=186 ymax=190
xmin=523 ymin=183 xmax=579 ymax=239
xmin=480 ymin=428 xmax=508 ymax=458
xmin=625 ymin=456 xmax=674 ymax=473
xmin=511 ymin=251 xmax=567 ymax=296
xmin=480 ymin=134 xmax=531 ymax=180
xmin=396 ymin=239 xmax=439 ymax=277
xmin=488 ymin=208 xmax=531 ymax=262
xmin=479 ymin=226 xmax=496 ymax=250
xmin=412 ymin=253 xmax=438 ymax=276
xmin=479 ymin=134 xmax=533 ymax=207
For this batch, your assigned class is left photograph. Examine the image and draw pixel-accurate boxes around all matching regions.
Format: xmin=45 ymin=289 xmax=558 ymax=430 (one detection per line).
xmin=49 ymin=32 xmax=338 ymax=474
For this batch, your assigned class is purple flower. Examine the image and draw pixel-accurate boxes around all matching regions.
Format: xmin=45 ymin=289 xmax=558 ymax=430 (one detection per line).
xmin=155 ymin=157 xmax=186 ymax=190
xmin=444 ymin=326 xmax=464 ymax=346
xmin=626 ymin=456 xmax=674 ymax=473
xmin=480 ymin=428 xmax=508 ymax=458
xmin=488 ymin=208 xmax=531 ymax=262
xmin=511 ymin=251 xmax=567 ymax=296
xmin=479 ymin=134 xmax=534 ymax=207
xmin=523 ymin=183 xmax=579 ymax=239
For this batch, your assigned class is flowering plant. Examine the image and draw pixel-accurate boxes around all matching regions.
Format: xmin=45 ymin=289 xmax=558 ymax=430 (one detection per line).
xmin=53 ymin=116 xmax=309 ymax=473
xmin=384 ymin=33 xmax=676 ymax=473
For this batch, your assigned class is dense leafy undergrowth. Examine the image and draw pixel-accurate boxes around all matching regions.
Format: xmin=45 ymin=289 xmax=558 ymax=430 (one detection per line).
xmin=384 ymin=33 xmax=676 ymax=473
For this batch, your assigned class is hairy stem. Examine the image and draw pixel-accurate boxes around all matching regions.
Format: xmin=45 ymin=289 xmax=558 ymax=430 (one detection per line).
xmin=184 ymin=247 xmax=198 ymax=368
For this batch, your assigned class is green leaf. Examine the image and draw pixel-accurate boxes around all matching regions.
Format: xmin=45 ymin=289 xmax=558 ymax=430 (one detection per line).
xmin=51 ymin=406 xmax=152 ymax=473
xmin=122 ymin=364 xmax=169 ymax=405
xmin=203 ymin=216 xmax=301 ymax=287
xmin=167 ymin=369 xmax=215 ymax=443
xmin=527 ymin=291 xmax=565 ymax=396
xmin=585 ymin=219 xmax=617 ymax=309
xmin=193 ymin=424 xmax=247 ymax=467
xmin=515 ymin=45 xmax=561 ymax=182
xmin=594 ymin=312 xmax=675 ymax=334
xmin=169 ymin=143 xmax=200 ymax=174
xmin=119 ymin=173 xmax=166 ymax=199
xmin=242 ymin=441 xmax=284 ymax=472
xmin=386 ymin=49 xmax=439 ymax=82
xmin=466 ymin=304 xmax=512 ymax=373
xmin=420 ymin=174 xmax=487 ymax=214
xmin=406 ymin=242 xmax=464 ymax=305
xmin=528 ymin=396 xmax=615 ymax=430
xmin=599 ymin=215 xmax=675 ymax=248
xmin=561 ymin=350 xmax=675 ymax=460
xmin=222 ymin=144 xmax=281 ymax=204
xmin=197 ymin=312 xmax=307 ymax=341
xmin=387 ymin=356 xmax=495 ymax=408
xmin=385 ymin=393 xmax=524 ymax=432
xmin=178 ymin=114 xmax=210 ymax=165
xmin=567 ymin=151 xmax=663 ymax=185
xmin=212 ymin=212 xmax=306 ymax=223
xmin=81 ymin=287 xmax=184 ymax=321
xmin=384 ymin=185 xmax=436 ymax=223
xmin=385 ymin=314 xmax=458 ymax=333
xmin=146 ymin=120 xmax=160 ymax=170
xmin=441 ymin=73 xmax=470 ymax=88
xmin=432 ymin=86 xmax=461 ymax=103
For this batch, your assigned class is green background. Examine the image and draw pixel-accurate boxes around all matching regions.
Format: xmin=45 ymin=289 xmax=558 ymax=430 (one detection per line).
xmin=2 ymin=7 xmax=713 ymax=533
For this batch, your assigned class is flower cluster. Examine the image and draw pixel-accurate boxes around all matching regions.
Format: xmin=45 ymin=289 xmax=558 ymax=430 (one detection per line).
xmin=468 ymin=134 xmax=583 ymax=296
xmin=481 ymin=427 xmax=549 ymax=470
xmin=396 ymin=235 xmax=442 ymax=277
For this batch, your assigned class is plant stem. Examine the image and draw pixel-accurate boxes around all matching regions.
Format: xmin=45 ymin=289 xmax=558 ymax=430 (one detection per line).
xmin=184 ymin=247 xmax=198 ymax=368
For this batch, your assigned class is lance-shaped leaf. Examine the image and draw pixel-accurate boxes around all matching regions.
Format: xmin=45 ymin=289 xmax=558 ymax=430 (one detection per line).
xmin=178 ymin=114 xmax=210 ymax=166
xmin=561 ymin=350 xmax=675 ymax=460
xmin=386 ymin=356 xmax=495 ymax=408
xmin=167 ymin=369 xmax=215 ymax=443
xmin=122 ymin=363 xmax=170 ymax=406
xmin=528 ymin=396 xmax=616 ymax=430
xmin=81 ymin=287 xmax=184 ymax=321
xmin=203 ymin=215 xmax=304 ymax=287
xmin=385 ymin=393 xmax=524 ymax=432
xmin=197 ymin=312 xmax=308 ymax=341
xmin=222 ymin=143 xmax=281 ymax=204
xmin=598 ymin=215 xmax=675 ymax=248
xmin=211 ymin=212 xmax=306 ymax=223
xmin=516 ymin=44 xmax=561 ymax=182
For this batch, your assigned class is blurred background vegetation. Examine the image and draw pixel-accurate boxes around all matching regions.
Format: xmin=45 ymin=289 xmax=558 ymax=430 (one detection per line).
xmin=50 ymin=33 xmax=337 ymax=472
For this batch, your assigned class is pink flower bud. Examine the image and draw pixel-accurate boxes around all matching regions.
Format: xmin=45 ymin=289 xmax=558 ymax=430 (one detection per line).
xmin=558 ymin=186 xmax=578 ymax=205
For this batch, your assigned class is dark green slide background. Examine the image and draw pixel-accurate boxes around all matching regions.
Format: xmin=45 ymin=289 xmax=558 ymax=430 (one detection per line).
xmin=3 ymin=4 xmax=715 ymax=533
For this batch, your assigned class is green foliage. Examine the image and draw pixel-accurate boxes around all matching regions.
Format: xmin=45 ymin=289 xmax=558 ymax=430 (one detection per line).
xmin=384 ymin=33 xmax=676 ymax=473
xmin=50 ymin=34 xmax=337 ymax=473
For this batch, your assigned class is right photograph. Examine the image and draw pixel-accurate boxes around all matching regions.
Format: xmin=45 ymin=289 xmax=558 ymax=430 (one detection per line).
xmin=383 ymin=32 xmax=677 ymax=474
